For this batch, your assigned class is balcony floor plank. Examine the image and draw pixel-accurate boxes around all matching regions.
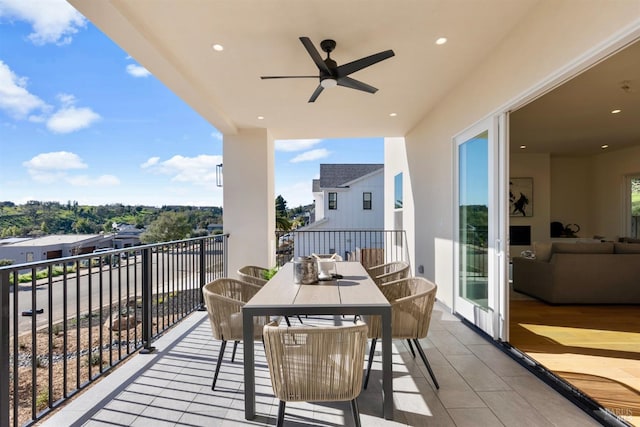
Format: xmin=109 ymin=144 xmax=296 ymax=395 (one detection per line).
xmin=41 ymin=304 xmax=599 ymax=427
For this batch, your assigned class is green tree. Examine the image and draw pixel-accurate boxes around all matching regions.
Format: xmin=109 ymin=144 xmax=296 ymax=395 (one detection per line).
xmin=276 ymin=215 xmax=291 ymax=231
xmin=275 ymin=195 xmax=287 ymax=217
xmin=141 ymin=211 xmax=192 ymax=243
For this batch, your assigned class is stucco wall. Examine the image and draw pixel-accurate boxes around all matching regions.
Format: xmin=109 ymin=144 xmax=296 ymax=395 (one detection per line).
xmin=509 ymin=146 xmax=640 ymax=248
xmin=387 ymin=1 xmax=640 ymax=308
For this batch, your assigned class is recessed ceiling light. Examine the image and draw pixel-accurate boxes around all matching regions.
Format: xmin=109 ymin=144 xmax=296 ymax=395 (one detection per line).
xmin=212 ymin=44 xmax=224 ymax=51
xmin=601 ymin=144 xmax=609 ymax=149
xmin=389 ymin=112 xmax=397 ymax=117
xmin=520 ymin=145 xmax=527 ymax=149
xmin=611 ymin=109 xmax=621 ymax=114
xmin=435 ymin=37 xmax=447 ymax=45
xmin=257 ymin=116 xmax=264 ymax=120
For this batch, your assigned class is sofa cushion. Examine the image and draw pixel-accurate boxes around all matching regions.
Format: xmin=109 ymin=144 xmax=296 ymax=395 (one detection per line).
xmin=533 ymin=242 xmax=553 ymax=262
xmin=552 ymin=242 xmax=614 ymax=254
xmin=614 ymin=242 xmax=640 ymax=254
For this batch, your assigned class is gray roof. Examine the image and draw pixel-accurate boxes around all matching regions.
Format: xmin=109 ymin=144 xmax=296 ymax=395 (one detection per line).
xmin=8 ymin=234 xmax=105 ymax=247
xmin=317 ymin=164 xmax=383 ymax=189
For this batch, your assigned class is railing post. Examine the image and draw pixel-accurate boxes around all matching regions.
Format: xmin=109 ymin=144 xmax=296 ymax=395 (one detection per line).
xmin=198 ymin=238 xmax=206 ymax=311
xmin=140 ymin=248 xmax=155 ymax=354
xmin=0 ymin=269 xmax=9 ymax=427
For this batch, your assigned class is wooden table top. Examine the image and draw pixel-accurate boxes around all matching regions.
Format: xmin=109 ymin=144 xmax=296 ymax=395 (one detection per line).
xmin=245 ymin=261 xmax=389 ymax=309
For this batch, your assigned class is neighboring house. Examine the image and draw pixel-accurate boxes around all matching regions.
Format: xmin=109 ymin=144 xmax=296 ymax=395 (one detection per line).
xmin=0 ymin=234 xmax=113 ymax=264
xmin=307 ymin=164 xmax=384 ymax=230
xmin=113 ymin=224 xmax=143 ymax=248
xmin=293 ymin=164 xmax=384 ymax=259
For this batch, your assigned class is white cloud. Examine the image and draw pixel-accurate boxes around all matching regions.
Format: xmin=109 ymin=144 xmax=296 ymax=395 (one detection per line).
xmin=141 ymin=157 xmax=160 ymax=168
xmin=0 ymin=60 xmax=49 ymax=119
xmin=143 ymin=154 xmax=223 ymax=186
xmin=290 ymin=148 xmax=331 ymax=163
xmin=0 ymin=65 xmax=99 ymax=132
xmin=22 ymin=152 xmax=120 ymax=187
xmin=46 ymin=105 xmax=100 ymax=133
xmin=275 ymin=139 xmax=322 ymax=152
xmin=56 ymin=92 xmax=76 ymax=107
xmin=126 ymin=64 xmax=151 ymax=78
xmin=0 ymin=0 xmax=86 ymax=45
xmin=23 ymin=151 xmax=87 ymax=170
xmin=23 ymin=151 xmax=87 ymax=183
xmin=211 ymin=131 xmax=222 ymax=140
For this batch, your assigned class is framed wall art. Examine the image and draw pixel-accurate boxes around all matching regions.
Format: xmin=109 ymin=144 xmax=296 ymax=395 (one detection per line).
xmin=509 ymin=177 xmax=533 ymax=217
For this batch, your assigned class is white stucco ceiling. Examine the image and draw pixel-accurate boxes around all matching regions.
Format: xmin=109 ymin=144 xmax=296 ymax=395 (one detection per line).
xmin=68 ymin=0 xmax=639 ymax=155
xmin=68 ymin=0 xmax=539 ymax=140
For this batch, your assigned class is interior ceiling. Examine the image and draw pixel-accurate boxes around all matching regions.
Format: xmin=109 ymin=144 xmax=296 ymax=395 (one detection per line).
xmin=511 ymin=39 xmax=640 ymax=156
xmin=69 ymin=0 xmax=638 ymax=155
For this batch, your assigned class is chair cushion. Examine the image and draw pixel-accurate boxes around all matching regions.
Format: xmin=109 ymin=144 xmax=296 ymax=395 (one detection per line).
xmin=221 ymin=312 xmax=269 ymax=340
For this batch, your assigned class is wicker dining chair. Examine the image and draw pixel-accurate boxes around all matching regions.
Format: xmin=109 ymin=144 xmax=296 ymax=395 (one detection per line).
xmin=237 ymin=265 xmax=300 ymax=325
xmin=202 ymin=278 xmax=274 ymax=390
xmin=363 ymin=277 xmax=439 ymax=390
xmin=366 ymin=261 xmax=410 ymax=287
xmin=263 ymin=321 xmax=369 ymax=427
xmin=237 ymin=265 xmax=269 ymax=286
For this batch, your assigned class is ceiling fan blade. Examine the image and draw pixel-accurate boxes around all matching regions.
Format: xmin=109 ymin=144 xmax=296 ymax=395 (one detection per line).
xmin=308 ymin=85 xmax=324 ymax=103
xmin=300 ymin=37 xmax=331 ymax=74
xmin=261 ymin=76 xmax=317 ymax=79
xmin=336 ymin=50 xmax=395 ymax=78
xmin=337 ymin=76 xmax=378 ymax=94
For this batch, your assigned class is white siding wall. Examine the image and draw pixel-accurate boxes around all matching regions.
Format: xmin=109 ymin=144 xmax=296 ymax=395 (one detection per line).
xmin=314 ymin=191 xmax=325 ymax=221
xmin=318 ymin=171 xmax=384 ymax=230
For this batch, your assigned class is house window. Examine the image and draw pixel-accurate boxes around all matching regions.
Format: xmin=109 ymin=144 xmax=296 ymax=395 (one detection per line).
xmin=328 ymin=192 xmax=337 ymax=210
xmin=394 ymin=173 xmax=403 ymax=209
xmin=363 ymin=192 xmax=372 ymax=210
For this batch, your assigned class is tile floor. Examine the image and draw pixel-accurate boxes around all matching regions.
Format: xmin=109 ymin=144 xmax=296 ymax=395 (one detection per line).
xmin=41 ymin=304 xmax=601 ymax=426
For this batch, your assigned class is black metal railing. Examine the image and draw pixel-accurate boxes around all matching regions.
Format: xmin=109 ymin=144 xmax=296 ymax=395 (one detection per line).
xmin=275 ymin=229 xmax=409 ymax=268
xmin=0 ymin=234 xmax=228 ymax=427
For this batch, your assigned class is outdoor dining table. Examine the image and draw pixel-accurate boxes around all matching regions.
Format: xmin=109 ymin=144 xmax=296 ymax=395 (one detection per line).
xmin=242 ymin=260 xmax=394 ymax=420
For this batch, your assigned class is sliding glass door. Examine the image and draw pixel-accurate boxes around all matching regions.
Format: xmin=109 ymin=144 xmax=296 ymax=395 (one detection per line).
xmin=454 ymin=116 xmax=507 ymax=339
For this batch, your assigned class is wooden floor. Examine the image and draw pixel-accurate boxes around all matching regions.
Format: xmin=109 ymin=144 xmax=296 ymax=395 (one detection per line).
xmin=509 ymin=297 xmax=640 ymax=426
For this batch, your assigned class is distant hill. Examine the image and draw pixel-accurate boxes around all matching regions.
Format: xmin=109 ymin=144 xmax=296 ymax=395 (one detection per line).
xmin=0 ymin=201 xmax=222 ymax=238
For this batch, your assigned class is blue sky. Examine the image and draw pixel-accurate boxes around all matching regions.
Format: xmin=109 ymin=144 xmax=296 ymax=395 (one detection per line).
xmin=0 ymin=0 xmax=382 ymax=208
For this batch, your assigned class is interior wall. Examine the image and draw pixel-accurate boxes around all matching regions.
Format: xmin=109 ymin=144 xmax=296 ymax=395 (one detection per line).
xmin=394 ymin=1 xmax=640 ymax=308
xmin=593 ymin=145 xmax=640 ymax=239
xmin=510 ymin=146 xmax=640 ymax=247
xmin=509 ymin=153 xmax=550 ymax=250
xmin=550 ymin=156 xmax=594 ymax=238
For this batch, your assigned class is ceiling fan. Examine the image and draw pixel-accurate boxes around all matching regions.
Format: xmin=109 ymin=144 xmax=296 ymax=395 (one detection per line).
xmin=261 ymin=37 xmax=395 ymax=103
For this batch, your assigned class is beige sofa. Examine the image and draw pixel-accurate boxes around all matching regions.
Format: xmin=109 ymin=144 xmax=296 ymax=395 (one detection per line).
xmin=512 ymin=241 xmax=640 ymax=304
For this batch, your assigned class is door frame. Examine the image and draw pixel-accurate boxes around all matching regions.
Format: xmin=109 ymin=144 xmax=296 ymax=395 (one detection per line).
xmin=452 ymin=115 xmax=508 ymax=340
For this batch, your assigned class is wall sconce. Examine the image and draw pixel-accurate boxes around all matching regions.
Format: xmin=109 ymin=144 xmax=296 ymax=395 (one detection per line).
xmin=216 ymin=163 xmax=223 ymax=187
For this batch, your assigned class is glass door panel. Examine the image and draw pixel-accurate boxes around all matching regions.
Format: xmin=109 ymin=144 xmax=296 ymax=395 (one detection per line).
xmin=458 ymin=131 xmax=489 ymax=309
xmin=454 ymin=116 xmax=506 ymax=339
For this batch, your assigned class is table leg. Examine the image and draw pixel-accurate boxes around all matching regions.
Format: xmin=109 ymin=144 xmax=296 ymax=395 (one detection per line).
xmin=381 ymin=306 xmax=393 ymax=419
xmin=243 ymin=310 xmax=255 ymax=419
